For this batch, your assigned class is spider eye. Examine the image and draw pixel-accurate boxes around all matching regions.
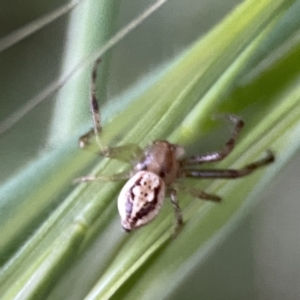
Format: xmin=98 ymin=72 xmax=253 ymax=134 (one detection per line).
xmin=117 ymin=171 xmax=165 ymax=231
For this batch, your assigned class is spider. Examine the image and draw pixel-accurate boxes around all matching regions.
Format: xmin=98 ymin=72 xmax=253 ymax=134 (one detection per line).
xmin=76 ymin=59 xmax=275 ymax=235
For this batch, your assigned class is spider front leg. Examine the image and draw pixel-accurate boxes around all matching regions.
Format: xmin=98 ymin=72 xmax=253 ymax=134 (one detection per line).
xmin=183 ymin=150 xmax=275 ymax=179
xmin=79 ymin=58 xmax=104 ymax=150
xmin=183 ymin=114 xmax=244 ymax=165
xmin=79 ymin=58 xmax=143 ymax=163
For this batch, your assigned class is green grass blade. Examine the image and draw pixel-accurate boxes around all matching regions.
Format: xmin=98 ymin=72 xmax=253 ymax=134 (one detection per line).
xmin=0 ymin=0 xmax=299 ymax=299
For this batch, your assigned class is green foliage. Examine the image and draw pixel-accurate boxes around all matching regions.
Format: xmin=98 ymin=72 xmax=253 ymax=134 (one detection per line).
xmin=1 ymin=0 xmax=300 ymax=299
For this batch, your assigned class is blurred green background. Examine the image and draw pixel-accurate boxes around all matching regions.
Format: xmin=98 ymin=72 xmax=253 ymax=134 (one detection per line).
xmin=1 ymin=0 xmax=300 ymax=299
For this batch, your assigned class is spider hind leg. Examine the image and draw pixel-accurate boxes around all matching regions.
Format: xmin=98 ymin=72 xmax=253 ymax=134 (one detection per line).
xmin=183 ymin=150 xmax=275 ymax=179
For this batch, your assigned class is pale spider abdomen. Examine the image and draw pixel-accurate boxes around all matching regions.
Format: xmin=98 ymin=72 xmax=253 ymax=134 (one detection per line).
xmin=118 ymin=170 xmax=165 ymax=231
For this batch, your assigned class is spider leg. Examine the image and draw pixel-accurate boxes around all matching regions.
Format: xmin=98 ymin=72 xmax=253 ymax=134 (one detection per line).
xmin=183 ymin=114 xmax=244 ymax=165
xmin=78 ymin=59 xmax=143 ymax=163
xmin=79 ymin=58 xmax=104 ymax=150
xmin=176 ymin=184 xmax=221 ymax=202
xmin=169 ymin=189 xmax=183 ymax=237
xmin=183 ymin=150 xmax=274 ymax=179
xmin=74 ymin=170 xmax=131 ymax=184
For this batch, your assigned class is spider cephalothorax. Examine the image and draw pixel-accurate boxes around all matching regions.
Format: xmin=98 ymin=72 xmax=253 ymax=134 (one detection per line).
xmin=76 ymin=59 xmax=275 ymax=235
xmin=135 ymin=140 xmax=184 ymax=184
